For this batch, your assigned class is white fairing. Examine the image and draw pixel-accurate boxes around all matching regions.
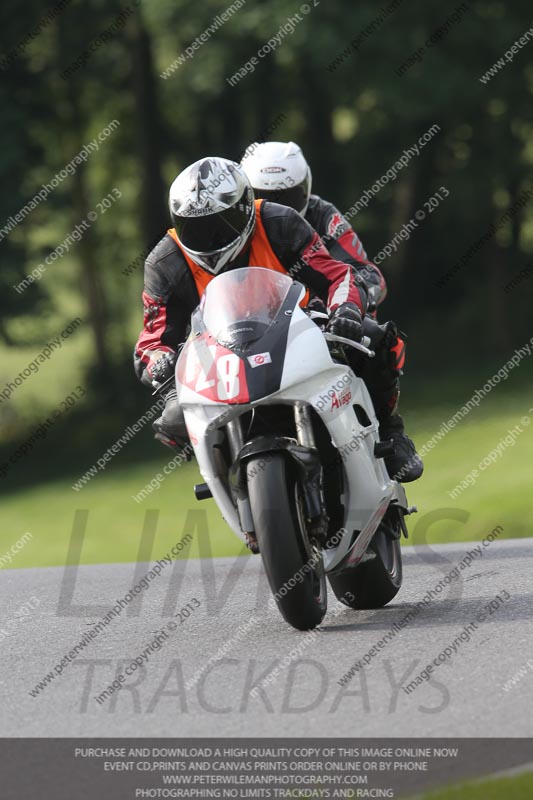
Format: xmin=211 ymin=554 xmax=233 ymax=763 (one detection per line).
xmin=176 ymin=287 xmax=408 ymax=573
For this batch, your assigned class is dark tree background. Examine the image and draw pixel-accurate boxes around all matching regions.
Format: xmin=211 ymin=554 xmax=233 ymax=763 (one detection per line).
xmin=1 ymin=0 xmax=532 ymax=452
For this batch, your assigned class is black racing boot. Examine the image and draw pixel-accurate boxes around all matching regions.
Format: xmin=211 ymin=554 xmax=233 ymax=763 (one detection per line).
xmin=152 ymin=389 xmax=192 ymax=458
xmin=379 ymin=413 xmax=423 ymax=483
xmin=351 ymin=318 xmax=423 ymax=482
xmin=153 ymin=419 xmax=192 ymax=459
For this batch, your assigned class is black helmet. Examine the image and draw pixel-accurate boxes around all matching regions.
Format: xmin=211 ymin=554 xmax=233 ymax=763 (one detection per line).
xmin=169 ymin=157 xmax=256 ymax=274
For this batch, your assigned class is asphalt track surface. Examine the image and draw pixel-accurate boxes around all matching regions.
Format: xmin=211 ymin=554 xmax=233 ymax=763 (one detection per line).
xmin=1 ymin=538 xmax=532 ymax=738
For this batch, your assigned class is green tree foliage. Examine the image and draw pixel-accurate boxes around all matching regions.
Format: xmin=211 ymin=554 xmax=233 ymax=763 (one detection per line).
xmin=0 ymin=0 xmax=532 ymax=403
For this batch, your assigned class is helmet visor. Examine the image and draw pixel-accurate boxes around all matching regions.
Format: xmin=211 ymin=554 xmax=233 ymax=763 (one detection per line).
xmin=254 ymin=177 xmax=310 ymax=213
xmin=175 ymin=204 xmax=250 ymax=254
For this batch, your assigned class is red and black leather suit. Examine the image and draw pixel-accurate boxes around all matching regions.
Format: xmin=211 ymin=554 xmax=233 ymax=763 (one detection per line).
xmin=134 ymin=200 xmax=366 ymax=384
xmin=134 ymin=199 xmax=402 ymax=428
xmin=305 ymin=194 xmax=387 ymax=315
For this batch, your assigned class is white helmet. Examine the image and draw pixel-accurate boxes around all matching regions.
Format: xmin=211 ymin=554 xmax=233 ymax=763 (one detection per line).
xmin=241 ymin=141 xmax=312 ymax=215
xmin=169 ymin=157 xmax=256 ymax=275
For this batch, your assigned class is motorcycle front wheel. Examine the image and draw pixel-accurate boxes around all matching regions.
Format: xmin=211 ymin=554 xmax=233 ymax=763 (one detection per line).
xmin=246 ymin=453 xmax=327 ymax=631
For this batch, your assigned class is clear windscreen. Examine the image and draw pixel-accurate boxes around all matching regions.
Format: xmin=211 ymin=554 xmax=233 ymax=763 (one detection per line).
xmin=201 ymin=267 xmax=293 ymax=342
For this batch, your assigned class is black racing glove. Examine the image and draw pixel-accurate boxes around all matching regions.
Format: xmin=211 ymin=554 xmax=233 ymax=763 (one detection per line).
xmin=327 ymin=302 xmax=363 ymax=343
xmin=146 ymin=351 xmax=177 ymax=389
xmin=307 ymin=296 xmax=328 ymax=315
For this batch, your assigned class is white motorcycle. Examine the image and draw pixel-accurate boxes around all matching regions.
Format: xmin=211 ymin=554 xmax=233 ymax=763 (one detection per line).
xmin=176 ymin=268 xmax=414 ymax=630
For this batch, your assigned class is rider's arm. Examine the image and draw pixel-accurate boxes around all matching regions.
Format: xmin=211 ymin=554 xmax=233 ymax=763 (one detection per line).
xmin=133 ymin=236 xmax=194 ymax=387
xmin=260 ymin=202 xmax=368 ymax=314
xmin=307 ymin=196 xmax=387 ymax=309
xmin=329 ymin=232 xmax=387 ymax=310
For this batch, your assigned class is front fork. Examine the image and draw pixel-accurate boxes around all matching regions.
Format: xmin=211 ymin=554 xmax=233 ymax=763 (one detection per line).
xmin=227 ymin=404 xmax=315 ymax=453
xmin=293 ymin=403 xmax=329 ymax=543
xmin=226 ymin=418 xmax=255 ymax=535
xmin=226 ymin=405 xmax=328 ymax=547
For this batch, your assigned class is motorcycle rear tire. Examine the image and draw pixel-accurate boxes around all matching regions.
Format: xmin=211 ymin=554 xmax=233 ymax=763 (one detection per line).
xmin=328 ymin=524 xmax=403 ymax=609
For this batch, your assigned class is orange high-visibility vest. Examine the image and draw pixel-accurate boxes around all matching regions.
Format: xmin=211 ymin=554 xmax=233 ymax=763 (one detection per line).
xmin=167 ymin=199 xmax=309 ymax=304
